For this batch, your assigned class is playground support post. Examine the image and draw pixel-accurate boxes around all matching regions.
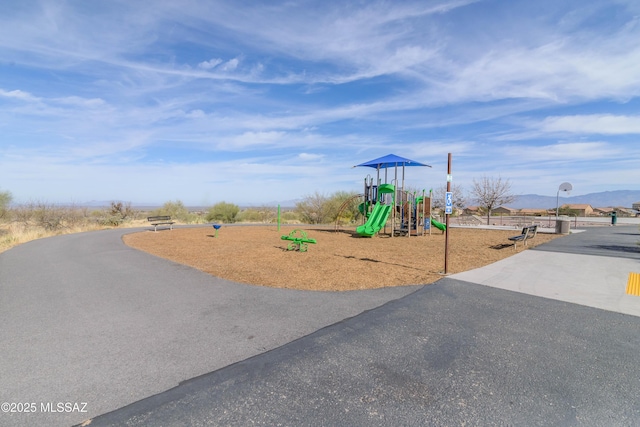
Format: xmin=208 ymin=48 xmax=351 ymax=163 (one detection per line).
xmin=445 ymin=153 xmax=451 ymax=274
xmin=421 ymin=189 xmax=426 ymax=236
xmin=429 ymin=188 xmax=433 ymax=236
xmin=408 ymin=191 xmax=412 ymax=238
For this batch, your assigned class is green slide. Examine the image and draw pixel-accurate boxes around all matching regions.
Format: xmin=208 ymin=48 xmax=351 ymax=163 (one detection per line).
xmin=430 ymin=218 xmax=446 ymax=231
xmin=357 ymin=203 xmax=392 ymax=237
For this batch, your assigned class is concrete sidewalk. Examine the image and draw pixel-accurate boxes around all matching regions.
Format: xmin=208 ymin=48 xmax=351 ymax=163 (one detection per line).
xmin=451 ymin=225 xmax=640 ymax=317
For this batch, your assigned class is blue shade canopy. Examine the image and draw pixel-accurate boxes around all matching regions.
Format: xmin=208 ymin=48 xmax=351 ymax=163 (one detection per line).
xmin=354 ymin=154 xmax=432 ymax=169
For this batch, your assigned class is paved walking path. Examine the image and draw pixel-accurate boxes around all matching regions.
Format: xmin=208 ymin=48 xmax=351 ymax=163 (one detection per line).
xmin=0 ymin=228 xmax=418 ymax=427
xmin=1 ymin=225 xmax=638 ymax=426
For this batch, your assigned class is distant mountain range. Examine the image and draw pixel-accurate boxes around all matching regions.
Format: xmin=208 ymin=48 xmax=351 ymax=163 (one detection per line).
xmin=31 ymin=190 xmax=640 ymax=211
xmin=511 ymin=190 xmax=640 ymax=209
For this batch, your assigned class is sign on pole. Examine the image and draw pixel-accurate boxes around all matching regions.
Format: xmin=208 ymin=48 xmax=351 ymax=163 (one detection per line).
xmin=445 ymin=191 xmax=453 ymax=215
xmin=445 ymin=153 xmax=452 ymax=275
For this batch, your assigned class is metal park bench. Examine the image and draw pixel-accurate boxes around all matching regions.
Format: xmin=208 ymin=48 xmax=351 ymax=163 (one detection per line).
xmin=147 ymin=215 xmax=175 ymax=232
xmin=508 ymin=225 xmax=537 ymax=250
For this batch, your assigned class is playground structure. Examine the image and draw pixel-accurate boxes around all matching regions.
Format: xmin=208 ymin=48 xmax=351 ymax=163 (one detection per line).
xmin=335 ymin=154 xmax=446 ymax=237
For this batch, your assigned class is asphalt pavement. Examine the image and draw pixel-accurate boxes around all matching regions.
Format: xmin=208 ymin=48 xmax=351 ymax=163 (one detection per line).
xmin=0 ymin=227 xmax=419 ymax=427
xmin=1 ymin=225 xmax=639 ymax=426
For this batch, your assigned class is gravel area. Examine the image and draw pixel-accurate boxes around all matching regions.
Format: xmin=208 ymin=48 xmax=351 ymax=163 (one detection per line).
xmin=123 ymin=225 xmax=562 ymax=291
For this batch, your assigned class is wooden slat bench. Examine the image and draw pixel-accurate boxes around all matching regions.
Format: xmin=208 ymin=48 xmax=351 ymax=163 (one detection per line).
xmin=147 ymin=215 xmax=175 ymax=232
xmin=508 ymin=225 xmax=537 ymax=250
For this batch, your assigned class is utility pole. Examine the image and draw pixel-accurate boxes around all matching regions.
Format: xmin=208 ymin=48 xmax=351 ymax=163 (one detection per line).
xmin=445 ymin=153 xmax=452 ymax=274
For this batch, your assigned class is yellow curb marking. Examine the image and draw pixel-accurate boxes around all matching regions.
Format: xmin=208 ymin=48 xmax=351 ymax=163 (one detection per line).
xmin=627 ymin=272 xmax=640 ymax=296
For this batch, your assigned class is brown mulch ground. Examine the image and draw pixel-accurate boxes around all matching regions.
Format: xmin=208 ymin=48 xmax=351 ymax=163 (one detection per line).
xmin=123 ymin=225 xmax=562 ymax=291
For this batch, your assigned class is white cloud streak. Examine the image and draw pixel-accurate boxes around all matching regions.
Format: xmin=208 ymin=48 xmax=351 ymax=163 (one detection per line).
xmin=539 ymin=115 xmax=640 ymax=135
xmin=1 ymin=0 xmax=640 ymax=204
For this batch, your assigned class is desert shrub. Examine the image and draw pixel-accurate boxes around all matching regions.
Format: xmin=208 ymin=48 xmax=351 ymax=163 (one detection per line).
xmin=0 ymin=189 xmax=12 ymax=221
xmin=295 ymin=192 xmax=328 ymax=224
xmin=295 ymin=191 xmax=360 ymax=224
xmin=326 ymin=191 xmax=360 ymax=224
xmin=0 ymin=201 xmax=120 ymax=253
xmin=97 ymin=201 xmax=137 ymax=226
xmin=10 ymin=201 xmax=98 ymax=230
xmin=280 ymin=211 xmax=301 ymax=223
xmin=61 ymin=205 xmax=91 ymax=228
xmin=110 ymin=201 xmax=135 ymax=219
xmin=237 ymin=206 xmax=276 ymax=223
xmin=237 ymin=209 xmax=261 ymax=222
xmin=12 ymin=204 xmax=33 ymax=226
xmin=151 ymin=200 xmax=198 ymax=223
xmin=31 ymin=202 xmax=66 ymax=230
xmin=205 ymin=202 xmax=240 ymax=223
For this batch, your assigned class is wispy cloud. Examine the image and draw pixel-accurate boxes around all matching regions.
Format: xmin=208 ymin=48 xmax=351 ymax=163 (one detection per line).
xmin=297 ymin=153 xmax=325 ymax=162
xmin=1 ymin=0 xmax=639 ymax=204
xmin=197 ymin=58 xmax=223 ymax=70
xmin=539 ymin=115 xmax=640 ymax=135
xmin=0 ymin=89 xmax=40 ymax=102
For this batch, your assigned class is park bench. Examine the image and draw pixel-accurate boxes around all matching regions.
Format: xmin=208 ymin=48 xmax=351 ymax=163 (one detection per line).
xmin=147 ymin=215 xmax=175 ymax=232
xmin=508 ymin=225 xmax=537 ymax=250
xmin=281 ymin=229 xmax=316 ymax=252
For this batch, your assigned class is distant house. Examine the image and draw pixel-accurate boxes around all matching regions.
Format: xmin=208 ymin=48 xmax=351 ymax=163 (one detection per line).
xmin=593 ymin=207 xmax=615 ymax=216
xmin=594 ymin=207 xmax=634 ymax=217
xmin=493 ymin=206 xmax=518 ymax=215
xmin=463 ymin=206 xmax=481 ymax=215
xmin=615 ymin=207 xmax=636 ymax=217
xmin=632 ymin=201 xmax=640 ymax=211
xmin=561 ymin=204 xmax=594 ymax=216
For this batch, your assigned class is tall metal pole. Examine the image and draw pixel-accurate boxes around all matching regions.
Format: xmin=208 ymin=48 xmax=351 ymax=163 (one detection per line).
xmin=277 ymin=204 xmax=281 ymax=231
xmin=445 ymin=153 xmax=452 ymax=274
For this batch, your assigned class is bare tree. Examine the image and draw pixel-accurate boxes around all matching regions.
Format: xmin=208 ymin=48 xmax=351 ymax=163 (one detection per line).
xmin=471 ymin=176 xmax=516 ymax=225
xmin=295 ymin=191 xmax=328 ymax=224
xmin=432 ymin=184 xmax=466 ymax=214
xmin=295 ymin=191 xmax=360 ymax=224
xmin=110 ymin=201 xmax=135 ymax=220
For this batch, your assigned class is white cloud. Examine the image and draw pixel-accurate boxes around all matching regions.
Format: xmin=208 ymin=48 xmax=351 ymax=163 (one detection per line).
xmin=197 ymin=57 xmax=241 ymax=73
xmin=198 ymin=58 xmax=223 ymax=69
xmin=186 ymin=109 xmax=206 ymax=118
xmin=225 ymin=131 xmax=287 ymax=149
xmin=539 ymin=114 xmax=640 ymax=135
xmin=298 ymin=153 xmax=325 ymax=161
xmin=53 ymin=96 xmax=106 ymax=107
xmin=2 ymin=1 xmax=640 ymax=204
xmin=513 ymin=142 xmax=618 ymax=161
xmin=221 ymin=57 xmax=240 ymax=71
xmin=0 ymin=89 xmax=40 ymax=102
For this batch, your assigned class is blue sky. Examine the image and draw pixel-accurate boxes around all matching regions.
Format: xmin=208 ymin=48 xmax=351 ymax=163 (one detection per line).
xmin=1 ymin=0 xmax=639 ymax=206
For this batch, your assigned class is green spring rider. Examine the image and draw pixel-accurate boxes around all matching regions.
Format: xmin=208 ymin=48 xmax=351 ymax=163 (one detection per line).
xmin=281 ymin=229 xmax=317 ymax=252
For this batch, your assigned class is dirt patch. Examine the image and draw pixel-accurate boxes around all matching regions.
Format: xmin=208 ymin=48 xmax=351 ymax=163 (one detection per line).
xmin=123 ymin=225 xmax=562 ymax=291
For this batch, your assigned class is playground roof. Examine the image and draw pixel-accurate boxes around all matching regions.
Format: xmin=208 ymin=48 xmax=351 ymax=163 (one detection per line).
xmin=354 ymin=154 xmax=432 ymax=169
